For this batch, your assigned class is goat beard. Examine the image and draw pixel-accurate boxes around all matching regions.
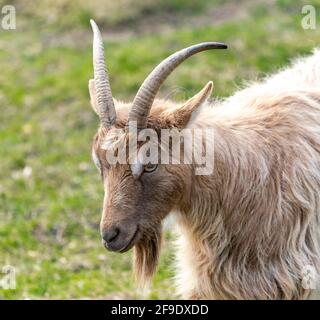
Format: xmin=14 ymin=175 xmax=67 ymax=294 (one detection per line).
xmin=133 ymin=224 xmax=162 ymax=287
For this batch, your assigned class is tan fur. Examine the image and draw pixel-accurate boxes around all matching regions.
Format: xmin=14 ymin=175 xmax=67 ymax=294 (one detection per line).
xmin=91 ymin=49 xmax=320 ymax=299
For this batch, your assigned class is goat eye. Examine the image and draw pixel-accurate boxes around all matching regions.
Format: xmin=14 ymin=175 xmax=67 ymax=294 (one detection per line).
xmin=144 ymin=163 xmax=158 ymax=173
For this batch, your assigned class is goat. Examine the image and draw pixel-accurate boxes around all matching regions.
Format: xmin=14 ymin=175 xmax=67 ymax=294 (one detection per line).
xmin=88 ymin=20 xmax=320 ymax=299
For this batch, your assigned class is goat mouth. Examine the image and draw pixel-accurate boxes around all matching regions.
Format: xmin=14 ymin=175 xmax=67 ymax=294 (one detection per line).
xmin=119 ymin=226 xmax=140 ymax=253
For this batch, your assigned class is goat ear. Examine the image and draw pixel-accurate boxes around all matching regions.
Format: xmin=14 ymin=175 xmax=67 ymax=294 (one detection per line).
xmin=171 ymin=81 xmax=213 ymax=128
xmin=88 ymin=79 xmax=99 ymax=115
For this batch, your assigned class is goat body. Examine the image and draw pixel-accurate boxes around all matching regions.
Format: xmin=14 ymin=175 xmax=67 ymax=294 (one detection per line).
xmin=89 ymin=21 xmax=320 ymax=299
xmin=174 ymin=50 xmax=320 ymax=299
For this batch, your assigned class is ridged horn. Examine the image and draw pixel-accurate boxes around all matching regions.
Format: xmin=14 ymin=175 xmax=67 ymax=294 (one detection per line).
xmin=128 ymin=42 xmax=227 ymax=128
xmin=90 ymin=19 xmax=116 ymax=128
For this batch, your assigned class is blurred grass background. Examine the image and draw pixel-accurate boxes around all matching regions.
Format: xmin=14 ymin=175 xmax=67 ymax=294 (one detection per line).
xmin=1 ymin=0 xmax=320 ymax=299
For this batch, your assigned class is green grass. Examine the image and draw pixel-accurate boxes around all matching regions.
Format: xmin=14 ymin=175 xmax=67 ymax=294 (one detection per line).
xmin=1 ymin=0 xmax=320 ymax=299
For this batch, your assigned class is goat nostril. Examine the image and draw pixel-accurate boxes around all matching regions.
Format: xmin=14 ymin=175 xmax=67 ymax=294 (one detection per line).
xmin=102 ymin=227 xmax=120 ymax=244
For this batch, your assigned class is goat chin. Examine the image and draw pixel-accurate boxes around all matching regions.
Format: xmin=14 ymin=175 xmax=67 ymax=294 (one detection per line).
xmin=133 ymin=225 xmax=162 ymax=288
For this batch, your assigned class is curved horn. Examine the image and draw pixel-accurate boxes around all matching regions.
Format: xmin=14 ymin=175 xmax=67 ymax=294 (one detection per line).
xmin=90 ymin=19 xmax=116 ymax=128
xmin=129 ymin=42 xmax=227 ymax=128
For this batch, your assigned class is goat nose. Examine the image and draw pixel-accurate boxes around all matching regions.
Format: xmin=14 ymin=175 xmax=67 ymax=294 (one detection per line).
xmin=102 ymin=227 xmax=120 ymax=244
